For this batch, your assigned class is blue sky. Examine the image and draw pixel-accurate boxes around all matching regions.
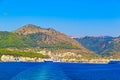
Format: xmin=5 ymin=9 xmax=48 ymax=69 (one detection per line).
xmin=0 ymin=0 xmax=120 ymax=36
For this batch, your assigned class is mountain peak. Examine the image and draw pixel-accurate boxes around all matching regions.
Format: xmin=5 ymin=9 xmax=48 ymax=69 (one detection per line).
xmin=20 ymin=24 xmax=44 ymax=30
xmin=0 ymin=24 xmax=98 ymax=58
xmin=23 ymin=24 xmax=40 ymax=28
xmin=13 ymin=24 xmax=53 ymax=35
xmin=13 ymin=24 xmax=82 ymax=48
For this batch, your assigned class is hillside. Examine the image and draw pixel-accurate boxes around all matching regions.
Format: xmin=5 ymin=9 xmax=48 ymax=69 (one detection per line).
xmin=13 ymin=24 xmax=81 ymax=49
xmin=105 ymin=37 xmax=120 ymax=58
xmin=0 ymin=24 xmax=98 ymax=60
xmin=74 ymin=36 xmax=113 ymax=54
xmin=74 ymin=36 xmax=120 ymax=58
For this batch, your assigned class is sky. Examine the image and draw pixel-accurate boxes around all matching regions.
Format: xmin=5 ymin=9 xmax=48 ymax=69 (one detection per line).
xmin=0 ymin=0 xmax=120 ymax=37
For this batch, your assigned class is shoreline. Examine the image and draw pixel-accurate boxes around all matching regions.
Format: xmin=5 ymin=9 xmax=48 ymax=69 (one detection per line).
xmin=1 ymin=55 xmax=120 ymax=64
xmin=0 ymin=61 xmax=109 ymax=64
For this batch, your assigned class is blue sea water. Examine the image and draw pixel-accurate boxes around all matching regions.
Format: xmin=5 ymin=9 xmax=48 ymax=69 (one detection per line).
xmin=0 ymin=62 xmax=120 ymax=80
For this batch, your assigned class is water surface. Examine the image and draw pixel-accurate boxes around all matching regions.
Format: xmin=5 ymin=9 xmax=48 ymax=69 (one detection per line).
xmin=0 ymin=62 xmax=120 ymax=80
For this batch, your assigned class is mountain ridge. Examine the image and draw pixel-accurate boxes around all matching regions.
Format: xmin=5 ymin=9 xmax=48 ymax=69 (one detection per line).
xmin=74 ymin=36 xmax=120 ymax=58
xmin=13 ymin=24 xmax=81 ymax=48
xmin=0 ymin=24 xmax=98 ymax=59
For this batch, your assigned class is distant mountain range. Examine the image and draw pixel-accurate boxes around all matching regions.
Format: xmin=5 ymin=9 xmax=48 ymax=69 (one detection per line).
xmin=0 ymin=24 xmax=97 ymax=59
xmin=74 ymin=36 xmax=120 ymax=58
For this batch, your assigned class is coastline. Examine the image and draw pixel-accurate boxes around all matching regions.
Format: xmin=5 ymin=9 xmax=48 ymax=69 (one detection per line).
xmin=0 ymin=55 xmax=112 ymax=64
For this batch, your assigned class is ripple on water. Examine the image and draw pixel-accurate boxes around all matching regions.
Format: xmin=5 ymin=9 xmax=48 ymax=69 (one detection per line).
xmin=11 ymin=63 xmax=71 ymax=80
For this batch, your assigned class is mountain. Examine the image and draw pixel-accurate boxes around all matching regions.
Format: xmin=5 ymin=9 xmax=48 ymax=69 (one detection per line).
xmin=74 ymin=36 xmax=113 ymax=54
xmin=74 ymin=36 xmax=120 ymax=58
xmin=0 ymin=24 xmax=98 ymax=59
xmin=105 ymin=37 xmax=120 ymax=58
xmin=13 ymin=24 xmax=82 ymax=48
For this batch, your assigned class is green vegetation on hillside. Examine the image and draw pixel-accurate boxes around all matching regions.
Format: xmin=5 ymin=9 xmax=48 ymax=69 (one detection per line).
xmin=75 ymin=36 xmax=113 ymax=54
xmin=0 ymin=24 xmax=98 ymax=59
xmin=0 ymin=49 xmax=49 ymax=58
xmin=0 ymin=31 xmax=80 ymax=49
xmin=0 ymin=31 xmax=35 ymax=48
xmin=27 ymin=32 xmax=79 ymax=49
xmin=75 ymin=36 xmax=120 ymax=58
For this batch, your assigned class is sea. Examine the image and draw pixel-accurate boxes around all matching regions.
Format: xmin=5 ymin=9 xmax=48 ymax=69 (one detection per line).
xmin=0 ymin=62 xmax=120 ymax=80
